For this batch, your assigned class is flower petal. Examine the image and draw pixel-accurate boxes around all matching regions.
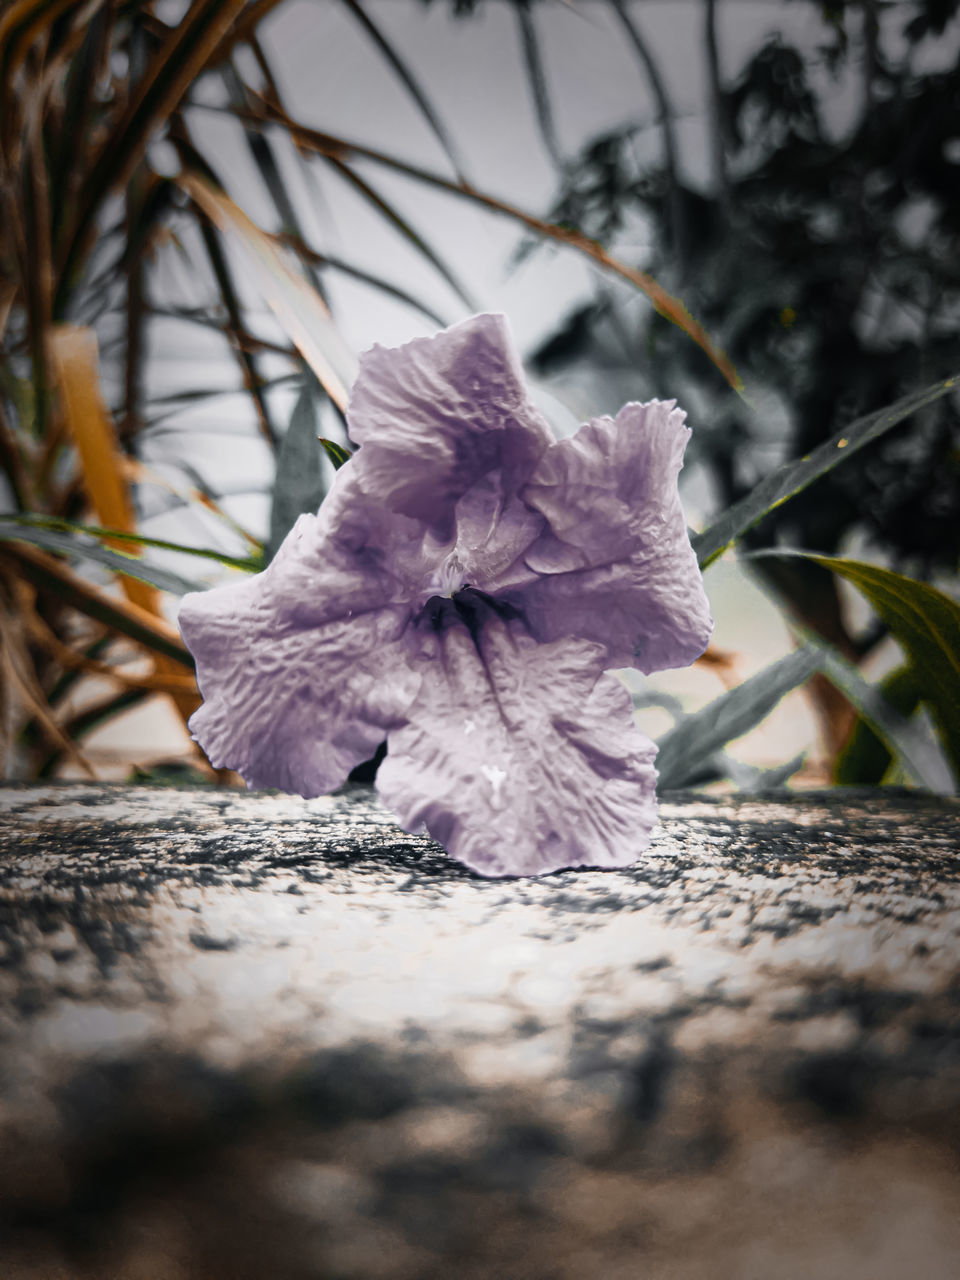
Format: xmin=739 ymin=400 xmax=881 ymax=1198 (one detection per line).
xmin=375 ymin=592 xmax=658 ymax=877
xmin=507 ymin=400 xmax=713 ymax=672
xmin=179 ymin=490 xmax=422 ymax=796
xmin=347 ymin=313 xmax=553 ymax=537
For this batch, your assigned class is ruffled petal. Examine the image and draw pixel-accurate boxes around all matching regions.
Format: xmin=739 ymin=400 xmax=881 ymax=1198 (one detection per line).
xmin=178 ymin=487 xmax=422 ymax=796
xmin=507 ymin=399 xmax=713 ymax=672
xmin=375 ymin=592 xmax=658 ymax=877
xmin=347 ymin=313 xmax=553 ymax=537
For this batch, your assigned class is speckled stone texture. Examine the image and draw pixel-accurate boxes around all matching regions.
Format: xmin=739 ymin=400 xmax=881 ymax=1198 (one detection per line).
xmin=1 ymin=783 xmax=959 ymax=1279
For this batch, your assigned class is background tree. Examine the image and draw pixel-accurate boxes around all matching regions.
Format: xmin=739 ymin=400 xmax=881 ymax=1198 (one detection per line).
xmin=518 ymin=0 xmax=960 ymax=760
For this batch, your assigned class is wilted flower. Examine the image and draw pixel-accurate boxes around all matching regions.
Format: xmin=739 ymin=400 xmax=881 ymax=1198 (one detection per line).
xmin=178 ymin=314 xmax=712 ymax=877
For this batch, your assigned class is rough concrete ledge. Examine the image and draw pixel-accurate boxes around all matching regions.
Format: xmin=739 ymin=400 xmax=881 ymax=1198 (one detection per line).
xmin=0 ymin=783 xmax=959 ymax=1279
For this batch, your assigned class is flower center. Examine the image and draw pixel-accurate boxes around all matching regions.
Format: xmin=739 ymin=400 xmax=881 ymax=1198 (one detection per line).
xmin=438 ymin=552 xmax=466 ymax=598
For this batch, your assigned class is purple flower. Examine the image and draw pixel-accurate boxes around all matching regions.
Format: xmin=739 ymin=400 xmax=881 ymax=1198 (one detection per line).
xmin=178 ymin=314 xmax=712 ymax=877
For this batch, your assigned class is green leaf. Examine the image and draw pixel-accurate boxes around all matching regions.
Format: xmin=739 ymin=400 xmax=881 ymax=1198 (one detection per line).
xmin=813 ymin=649 xmax=952 ymax=792
xmin=266 ymin=383 xmax=327 ymax=564
xmin=655 ymin=645 xmax=821 ymax=789
xmin=692 ymin=373 xmax=958 ymax=569
xmin=0 ymin=520 xmax=206 ymax=596
xmin=834 ymin=664 xmax=923 ymax=785
xmin=809 ymin=556 xmax=960 ymax=784
xmin=318 ymin=437 xmax=352 ymax=470
xmin=8 ymin=514 xmax=260 ymax=572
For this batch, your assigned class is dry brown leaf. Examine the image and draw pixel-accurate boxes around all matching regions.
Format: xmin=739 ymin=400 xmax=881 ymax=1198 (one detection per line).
xmin=1 ymin=540 xmax=194 ymax=668
xmin=0 ymin=584 xmax=96 ymax=778
xmin=179 ymin=171 xmax=357 ymax=412
xmin=47 ymin=324 xmax=199 ymax=722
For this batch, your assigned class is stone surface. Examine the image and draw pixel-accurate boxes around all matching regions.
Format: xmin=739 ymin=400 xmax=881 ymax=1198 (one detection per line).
xmin=0 ymin=782 xmax=959 ymax=1279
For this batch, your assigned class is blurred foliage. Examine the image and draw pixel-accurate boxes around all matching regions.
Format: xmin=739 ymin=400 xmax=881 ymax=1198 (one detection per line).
xmin=0 ymin=0 xmax=956 ymax=795
xmin=512 ymin=0 xmax=960 ymax=780
xmin=527 ymin=1 xmax=960 ymax=566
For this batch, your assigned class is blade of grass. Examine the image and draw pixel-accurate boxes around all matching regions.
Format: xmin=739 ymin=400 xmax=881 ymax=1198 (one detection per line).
xmin=121 ymin=161 xmax=149 ymax=444
xmin=49 ymin=1 xmax=114 ymax=253
xmin=609 ymin=0 xmax=686 ymax=271
xmin=44 ymin=631 xmax=111 ymax=710
xmin=213 ymin=0 xmax=286 ymax=58
xmin=0 ymin=277 xmax=16 ymax=341
xmin=220 ymin=60 xmax=330 ymax=307
xmin=15 ymin=88 xmax=54 ymax=441
xmin=0 ymin=0 xmax=93 ymax=84
xmin=199 ymin=216 xmax=279 ymax=446
xmin=692 ymin=373 xmax=959 ymax=569
xmin=4 ymin=644 xmax=96 ymax=777
xmin=122 ymin=455 xmax=263 ymax=555
xmin=0 ymin=397 xmax=33 ymax=510
xmin=266 ymin=382 xmax=326 ymax=563
xmin=146 ymin=304 xmax=297 ymax=357
xmin=834 ymin=665 xmax=921 ymax=785
xmin=242 ymin=27 xmax=469 ymax=322
xmin=319 ymin=438 xmax=352 ymax=470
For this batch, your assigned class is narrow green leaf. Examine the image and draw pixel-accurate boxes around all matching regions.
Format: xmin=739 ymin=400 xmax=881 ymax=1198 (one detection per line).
xmin=750 ymin=550 xmax=960 ymax=786
xmin=266 ymin=384 xmax=327 ymax=564
xmin=810 ymin=556 xmax=960 ymax=784
xmin=692 ymin=374 xmax=958 ymax=569
xmin=8 ymin=514 xmax=260 ymax=572
xmin=812 ymin=648 xmax=952 ymax=792
xmin=0 ymin=521 xmax=206 ymax=596
xmin=655 ymin=645 xmax=821 ymax=789
xmin=834 ymin=665 xmax=923 ymax=785
xmin=318 ymin=437 xmax=352 ymax=470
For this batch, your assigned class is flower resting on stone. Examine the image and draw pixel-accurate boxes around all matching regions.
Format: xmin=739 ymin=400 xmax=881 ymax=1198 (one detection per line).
xmin=178 ymin=314 xmax=713 ymax=877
